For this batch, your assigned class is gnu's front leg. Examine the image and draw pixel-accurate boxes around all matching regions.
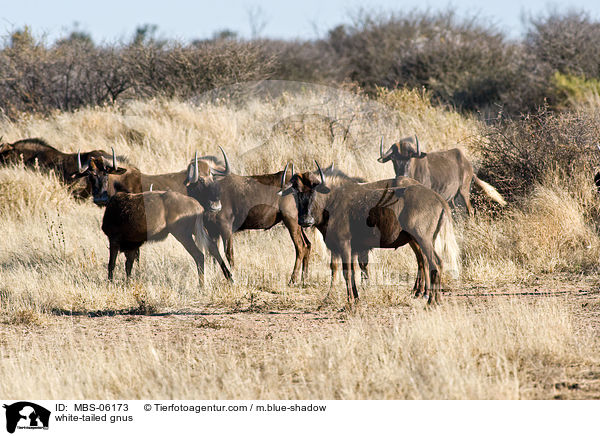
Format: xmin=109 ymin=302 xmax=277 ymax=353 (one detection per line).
xmin=340 ymin=243 xmax=359 ymax=307
xmin=206 ymin=238 xmax=234 ymax=283
xmin=329 ymin=253 xmax=339 ymax=288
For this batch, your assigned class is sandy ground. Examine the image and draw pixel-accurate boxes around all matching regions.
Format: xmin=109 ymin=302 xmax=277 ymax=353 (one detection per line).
xmin=2 ymin=276 xmax=600 ymax=400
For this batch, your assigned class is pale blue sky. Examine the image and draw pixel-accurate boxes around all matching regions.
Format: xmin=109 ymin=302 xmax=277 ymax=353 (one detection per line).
xmin=2 ymin=0 xmax=600 ymax=44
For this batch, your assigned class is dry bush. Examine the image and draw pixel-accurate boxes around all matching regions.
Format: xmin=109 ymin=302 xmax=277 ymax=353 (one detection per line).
xmin=5 ymin=8 xmax=600 ymax=118
xmin=326 ymin=10 xmax=518 ymax=113
xmin=478 ymin=106 xmax=600 ymax=201
xmin=0 ymin=30 xmax=276 ymax=118
xmin=123 ymin=40 xmax=277 ymax=99
xmin=264 ymin=39 xmax=344 ymax=84
xmin=525 ymin=9 xmax=600 ymax=80
xmin=0 ymin=30 xmax=131 ymax=116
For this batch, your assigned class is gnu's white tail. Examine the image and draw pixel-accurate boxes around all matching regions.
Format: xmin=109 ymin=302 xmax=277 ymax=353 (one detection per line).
xmin=434 ymin=210 xmax=461 ymax=280
xmin=193 ymin=214 xmax=210 ymax=255
xmin=194 ymin=214 xmax=233 ymax=274
xmin=473 ymin=175 xmax=507 ymax=206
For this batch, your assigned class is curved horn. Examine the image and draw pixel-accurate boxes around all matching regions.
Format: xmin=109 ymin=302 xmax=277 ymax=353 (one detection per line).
xmin=281 ymin=163 xmax=289 ymax=189
xmin=192 ymin=151 xmax=199 ymax=183
xmin=415 ymin=135 xmax=420 ymax=156
xmin=77 ymin=149 xmax=83 ymax=173
xmin=111 ymin=147 xmax=117 ymax=170
xmin=219 ymin=146 xmax=231 ymax=175
xmin=378 ymin=137 xmax=394 ymax=163
xmin=315 ymin=160 xmax=325 ymax=185
xmin=149 ymin=184 xmax=153 ymax=192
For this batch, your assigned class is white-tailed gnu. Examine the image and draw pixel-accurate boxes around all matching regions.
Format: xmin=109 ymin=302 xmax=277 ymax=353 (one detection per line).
xmin=279 ymin=161 xmax=460 ymax=305
xmin=378 ymin=135 xmax=506 ymax=215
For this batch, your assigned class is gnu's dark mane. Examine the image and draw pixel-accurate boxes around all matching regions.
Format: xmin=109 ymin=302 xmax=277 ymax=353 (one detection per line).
xmin=250 ymin=171 xmax=285 ymax=186
xmin=199 ymin=154 xmax=222 ymax=166
xmin=10 ymin=137 xmax=58 ymax=151
xmin=323 ymin=166 xmax=367 ymax=187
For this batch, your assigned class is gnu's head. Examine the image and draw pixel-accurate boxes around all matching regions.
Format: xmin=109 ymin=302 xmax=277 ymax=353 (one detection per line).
xmin=0 ymin=140 xmax=16 ymax=164
xmin=71 ymin=148 xmax=126 ymax=206
xmin=185 ymin=147 xmax=231 ymax=213
xmin=378 ymin=135 xmax=422 ymax=163
xmin=278 ymin=161 xmax=330 ymax=228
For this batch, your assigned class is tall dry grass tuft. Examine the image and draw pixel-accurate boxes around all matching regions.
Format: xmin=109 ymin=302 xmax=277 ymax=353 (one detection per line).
xmin=462 ymin=178 xmax=600 ymax=284
xmin=0 ymin=163 xmax=74 ymax=219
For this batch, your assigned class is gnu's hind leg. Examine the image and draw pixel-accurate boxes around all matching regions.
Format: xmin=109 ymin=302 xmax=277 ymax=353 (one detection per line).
xmin=172 ymin=232 xmax=207 ymax=286
xmin=408 ymin=240 xmax=426 ymax=298
xmin=124 ymin=249 xmax=139 ymax=278
xmin=329 ymin=253 xmax=340 ymax=288
xmin=358 ymin=250 xmax=369 ymax=285
xmin=416 ymin=239 xmax=442 ymax=305
xmin=458 ymin=187 xmax=474 ymax=217
xmin=108 ymin=242 xmax=119 ymax=280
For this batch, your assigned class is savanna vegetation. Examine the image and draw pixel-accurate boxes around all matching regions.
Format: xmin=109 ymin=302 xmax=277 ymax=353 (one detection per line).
xmin=1 ymin=8 xmax=600 ymax=400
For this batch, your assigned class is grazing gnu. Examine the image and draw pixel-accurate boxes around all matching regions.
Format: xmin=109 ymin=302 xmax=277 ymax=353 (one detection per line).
xmin=279 ymin=162 xmax=459 ymax=305
xmin=378 ymin=136 xmax=506 ymax=216
xmin=202 ymin=165 xmax=312 ymax=285
xmin=101 ymin=191 xmax=233 ymax=285
xmin=0 ymin=137 xmax=123 ymax=197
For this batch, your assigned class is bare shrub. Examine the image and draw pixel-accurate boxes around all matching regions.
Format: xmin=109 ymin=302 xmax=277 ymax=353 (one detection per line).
xmin=0 ymin=30 xmax=276 ymax=117
xmin=326 ymin=10 xmax=519 ymax=113
xmin=123 ymin=40 xmax=277 ymax=99
xmin=263 ymin=39 xmax=343 ymax=84
xmin=525 ymin=9 xmax=600 ymax=79
xmin=478 ymin=106 xmax=600 ymax=201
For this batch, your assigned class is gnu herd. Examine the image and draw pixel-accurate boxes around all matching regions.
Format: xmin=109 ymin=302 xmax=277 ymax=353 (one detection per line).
xmin=0 ymin=134 xmax=508 ymax=306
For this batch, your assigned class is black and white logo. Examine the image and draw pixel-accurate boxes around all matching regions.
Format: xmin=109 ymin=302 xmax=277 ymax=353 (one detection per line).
xmin=3 ymin=402 xmax=50 ymax=433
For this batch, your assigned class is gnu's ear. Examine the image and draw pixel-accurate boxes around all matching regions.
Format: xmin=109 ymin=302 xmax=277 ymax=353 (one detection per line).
xmin=108 ymin=167 xmax=127 ymax=175
xmin=378 ymin=144 xmax=396 ymax=163
xmin=316 ymin=184 xmax=330 ymax=194
xmin=278 ymin=185 xmax=294 ymax=196
xmin=69 ymin=171 xmax=87 ymax=180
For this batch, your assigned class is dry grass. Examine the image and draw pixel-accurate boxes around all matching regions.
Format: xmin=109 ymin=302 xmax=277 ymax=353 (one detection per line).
xmin=0 ymin=298 xmax=593 ymax=400
xmin=1 ymin=86 xmax=599 ymax=399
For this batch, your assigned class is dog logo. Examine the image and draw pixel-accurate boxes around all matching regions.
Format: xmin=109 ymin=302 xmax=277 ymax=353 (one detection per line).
xmin=3 ymin=402 xmax=50 ymax=433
